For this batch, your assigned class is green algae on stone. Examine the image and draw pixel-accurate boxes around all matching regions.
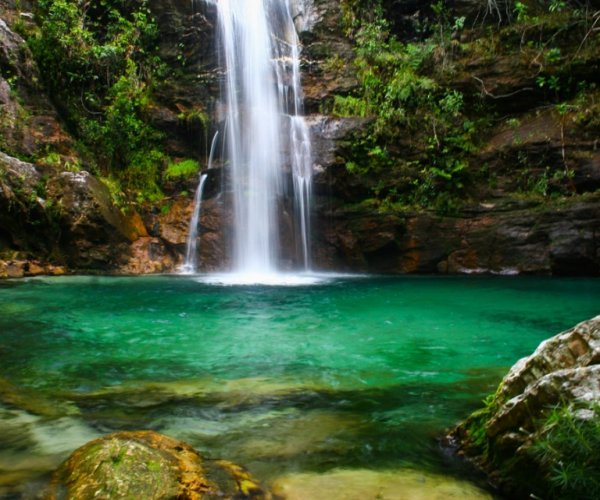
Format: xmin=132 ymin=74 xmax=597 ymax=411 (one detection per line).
xmin=45 ymin=430 xmax=271 ymax=500
xmin=0 ymin=378 xmax=79 ymax=418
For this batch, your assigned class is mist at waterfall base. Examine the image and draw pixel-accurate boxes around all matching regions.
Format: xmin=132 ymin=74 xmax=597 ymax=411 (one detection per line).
xmin=1 ymin=275 xmax=599 ymax=496
xmin=182 ymin=0 xmax=313 ymax=281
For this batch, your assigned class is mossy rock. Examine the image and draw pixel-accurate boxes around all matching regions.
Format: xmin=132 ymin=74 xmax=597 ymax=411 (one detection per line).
xmin=449 ymin=316 xmax=600 ymax=499
xmin=0 ymin=377 xmax=79 ymax=418
xmin=46 ymin=430 xmax=270 ymax=499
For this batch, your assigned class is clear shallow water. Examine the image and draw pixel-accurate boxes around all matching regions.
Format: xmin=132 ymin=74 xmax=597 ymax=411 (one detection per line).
xmin=0 ymin=275 xmax=598 ymax=496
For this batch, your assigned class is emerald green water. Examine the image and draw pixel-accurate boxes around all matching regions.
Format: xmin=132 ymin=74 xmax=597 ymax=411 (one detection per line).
xmin=0 ymin=275 xmax=598 ymax=496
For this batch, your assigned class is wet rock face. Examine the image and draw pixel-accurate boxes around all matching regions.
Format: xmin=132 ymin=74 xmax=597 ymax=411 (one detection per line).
xmin=297 ymin=0 xmax=359 ymax=113
xmin=313 ymin=198 xmax=600 ymax=275
xmin=0 ymin=151 xmax=171 ymax=273
xmin=46 ymin=430 xmax=270 ymax=500
xmin=0 ymin=0 xmax=598 ymax=277
xmin=44 ymin=171 xmax=142 ymax=270
xmin=449 ymin=315 xmax=600 ymax=497
xmin=0 ymin=152 xmax=54 ymax=258
xmin=147 ymin=0 xmax=219 ymax=159
xmin=0 ymin=12 xmax=74 ymax=158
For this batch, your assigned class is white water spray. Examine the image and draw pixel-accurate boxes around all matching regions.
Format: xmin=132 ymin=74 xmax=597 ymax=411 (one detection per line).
xmin=216 ymin=0 xmax=313 ymax=277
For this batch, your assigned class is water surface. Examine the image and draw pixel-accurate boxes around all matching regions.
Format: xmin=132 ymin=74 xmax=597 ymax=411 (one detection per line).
xmin=0 ymin=275 xmax=598 ymax=497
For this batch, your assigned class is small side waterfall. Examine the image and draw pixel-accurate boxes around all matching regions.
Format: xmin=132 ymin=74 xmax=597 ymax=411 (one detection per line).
xmin=181 ymin=173 xmax=208 ymax=274
xmin=290 ymin=117 xmax=312 ymax=270
xmin=216 ymin=0 xmax=313 ymax=278
xmin=180 ymin=131 xmax=219 ymax=274
xmin=283 ymin=2 xmax=313 ymax=271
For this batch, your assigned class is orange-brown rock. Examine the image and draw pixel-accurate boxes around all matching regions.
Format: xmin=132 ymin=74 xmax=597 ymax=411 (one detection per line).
xmin=46 ymin=430 xmax=271 ymax=500
xmin=120 ymin=237 xmax=177 ymax=275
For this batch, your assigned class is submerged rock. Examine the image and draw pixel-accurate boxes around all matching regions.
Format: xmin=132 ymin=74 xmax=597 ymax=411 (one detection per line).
xmin=46 ymin=430 xmax=270 ymax=500
xmin=270 ymin=468 xmax=492 ymax=500
xmin=448 ymin=315 xmax=600 ymax=499
xmin=0 ymin=378 xmax=78 ymax=418
xmin=0 ymin=403 xmax=99 ymax=496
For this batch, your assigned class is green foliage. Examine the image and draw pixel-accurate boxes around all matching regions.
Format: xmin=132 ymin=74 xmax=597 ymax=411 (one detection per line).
xmin=462 ymin=393 xmax=497 ymax=454
xmin=119 ymin=149 xmax=166 ymax=204
xmin=514 ymin=1 xmax=529 ymax=22
xmin=549 ymin=0 xmax=568 ymax=14
xmin=37 ymin=151 xmax=62 ymax=168
xmin=322 ymin=54 xmax=346 ymax=74
xmin=340 ymin=0 xmax=386 ymax=36
xmin=99 ymin=176 xmax=126 ymax=208
xmin=530 ymin=403 xmax=600 ymax=499
xmin=332 ymin=95 xmax=370 ymax=118
xmin=28 ymin=0 xmax=167 ymax=204
xmin=177 ymin=109 xmax=209 ymax=127
xmin=164 ymin=159 xmax=200 ymax=180
xmin=463 ymin=391 xmax=600 ymax=500
xmin=335 ymin=5 xmax=479 ymax=211
xmin=336 ymin=0 xmax=600 ymax=213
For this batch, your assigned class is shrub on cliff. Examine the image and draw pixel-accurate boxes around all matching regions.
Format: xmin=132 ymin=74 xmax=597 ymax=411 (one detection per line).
xmin=28 ymin=0 xmax=167 ymax=203
xmin=334 ymin=0 xmax=600 ymax=211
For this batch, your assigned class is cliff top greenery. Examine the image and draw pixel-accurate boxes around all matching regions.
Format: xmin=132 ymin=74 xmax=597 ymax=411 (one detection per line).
xmin=25 ymin=0 xmax=169 ymax=204
xmin=334 ymin=0 xmax=600 ymax=213
xmin=14 ymin=0 xmax=600 ymax=213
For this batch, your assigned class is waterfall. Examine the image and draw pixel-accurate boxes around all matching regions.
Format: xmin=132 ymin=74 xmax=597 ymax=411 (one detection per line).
xmin=216 ymin=0 xmax=313 ymax=277
xmin=181 ymin=131 xmax=220 ymax=274
xmin=181 ymin=173 xmax=208 ymax=274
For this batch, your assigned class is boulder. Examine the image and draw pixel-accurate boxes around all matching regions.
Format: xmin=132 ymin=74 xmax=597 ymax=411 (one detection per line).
xmin=0 ymin=151 xmax=50 ymax=257
xmin=0 ymin=151 xmax=155 ymax=273
xmin=44 ymin=171 xmax=145 ymax=270
xmin=46 ymin=430 xmax=270 ymax=500
xmin=448 ymin=315 xmax=600 ymax=499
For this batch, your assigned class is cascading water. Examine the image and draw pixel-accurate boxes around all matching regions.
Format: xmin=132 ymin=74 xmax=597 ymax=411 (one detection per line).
xmin=181 ymin=173 xmax=208 ymax=274
xmin=181 ymin=131 xmax=219 ymax=274
xmin=216 ymin=0 xmax=313 ymax=278
xmin=284 ymin=12 xmax=313 ymax=271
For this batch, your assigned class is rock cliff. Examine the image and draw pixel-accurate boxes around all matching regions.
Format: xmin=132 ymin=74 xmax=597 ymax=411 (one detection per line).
xmin=0 ymin=0 xmax=599 ymax=276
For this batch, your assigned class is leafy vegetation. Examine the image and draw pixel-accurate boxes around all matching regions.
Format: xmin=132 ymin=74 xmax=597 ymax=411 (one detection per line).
xmin=16 ymin=0 xmax=600 ymax=215
xmin=28 ymin=0 xmax=167 ymax=203
xmin=164 ymin=159 xmax=200 ymax=180
xmin=461 ymin=392 xmax=600 ymax=500
xmin=335 ymin=1 xmax=484 ymax=212
xmin=530 ymin=403 xmax=600 ymax=499
xmin=335 ymin=0 xmax=600 ymax=212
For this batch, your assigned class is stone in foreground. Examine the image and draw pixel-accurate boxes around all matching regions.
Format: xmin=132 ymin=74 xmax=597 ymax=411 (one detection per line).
xmin=45 ymin=430 xmax=270 ymax=499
